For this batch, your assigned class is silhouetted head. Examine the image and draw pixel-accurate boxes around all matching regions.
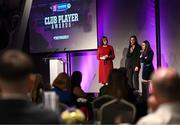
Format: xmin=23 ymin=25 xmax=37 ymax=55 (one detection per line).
xmin=71 ymin=71 xmax=82 ymax=88
xmin=151 ymin=67 xmax=180 ymax=102
xmin=0 ymin=49 xmax=33 ymax=84
xmin=108 ymin=68 xmax=129 ymax=99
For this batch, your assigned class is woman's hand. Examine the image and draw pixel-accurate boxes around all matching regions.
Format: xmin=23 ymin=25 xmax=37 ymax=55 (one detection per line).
xmin=135 ymin=66 xmax=139 ymax=71
xmin=100 ymin=55 xmax=108 ymax=60
xmin=104 ymin=55 xmax=108 ymax=59
xmin=100 ymin=56 xmax=106 ymax=60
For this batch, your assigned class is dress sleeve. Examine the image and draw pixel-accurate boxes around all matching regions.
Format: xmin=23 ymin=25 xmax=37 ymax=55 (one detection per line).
xmin=109 ymin=45 xmax=115 ymax=60
xmin=144 ymin=50 xmax=154 ymax=64
xmin=97 ymin=47 xmax=101 ymax=60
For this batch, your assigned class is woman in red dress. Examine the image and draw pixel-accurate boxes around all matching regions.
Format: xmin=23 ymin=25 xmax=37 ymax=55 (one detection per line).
xmin=97 ymin=36 xmax=115 ymax=85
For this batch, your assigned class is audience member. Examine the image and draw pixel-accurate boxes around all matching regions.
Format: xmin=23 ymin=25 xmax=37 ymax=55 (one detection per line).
xmin=137 ymin=67 xmax=180 ymax=124
xmin=52 ymin=72 xmax=75 ymax=107
xmin=0 ymin=49 xmax=60 ymax=123
xmin=101 ymin=68 xmax=136 ymax=103
xmin=29 ymin=73 xmax=44 ymax=105
xmin=71 ymin=71 xmax=87 ymax=100
xmin=71 ymin=71 xmax=93 ymax=121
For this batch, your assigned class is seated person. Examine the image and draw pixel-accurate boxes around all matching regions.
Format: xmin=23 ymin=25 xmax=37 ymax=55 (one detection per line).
xmin=0 ymin=49 xmax=60 ymax=124
xmin=52 ymin=72 xmax=75 ymax=107
xmin=100 ymin=68 xmax=136 ymax=103
xmin=28 ymin=73 xmax=44 ymax=105
xmin=137 ymin=68 xmax=180 ymax=124
xmin=71 ymin=71 xmax=87 ymax=101
xmin=71 ymin=71 xmax=93 ymax=121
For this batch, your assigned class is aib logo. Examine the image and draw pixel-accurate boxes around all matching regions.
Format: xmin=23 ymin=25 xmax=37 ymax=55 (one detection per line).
xmin=50 ymin=3 xmax=71 ymax=12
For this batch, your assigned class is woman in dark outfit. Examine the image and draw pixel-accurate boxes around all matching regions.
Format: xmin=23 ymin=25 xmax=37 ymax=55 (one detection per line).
xmin=140 ymin=40 xmax=154 ymax=102
xmin=126 ymin=35 xmax=141 ymax=91
xmin=140 ymin=40 xmax=154 ymax=81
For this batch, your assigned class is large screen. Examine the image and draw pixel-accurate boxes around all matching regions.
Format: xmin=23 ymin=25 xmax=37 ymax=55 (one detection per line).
xmin=29 ymin=0 xmax=97 ymax=53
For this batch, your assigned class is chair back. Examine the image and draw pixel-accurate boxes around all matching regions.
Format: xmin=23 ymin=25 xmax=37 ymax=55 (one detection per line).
xmin=100 ymin=99 xmax=136 ymax=124
xmin=92 ymin=95 xmax=114 ymax=109
xmin=92 ymin=95 xmax=114 ymax=121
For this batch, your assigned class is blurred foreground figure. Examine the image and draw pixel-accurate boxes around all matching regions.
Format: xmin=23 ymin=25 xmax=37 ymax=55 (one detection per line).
xmin=0 ymin=49 xmax=60 ymax=124
xmin=137 ymin=67 xmax=180 ymax=125
xmin=61 ymin=107 xmax=85 ymax=124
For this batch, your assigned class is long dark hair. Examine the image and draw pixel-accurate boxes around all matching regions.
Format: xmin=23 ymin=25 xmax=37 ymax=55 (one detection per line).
xmin=107 ymin=68 xmax=129 ymax=99
xmin=31 ymin=73 xmax=44 ymax=104
xmin=128 ymin=35 xmax=138 ymax=47
xmin=100 ymin=36 xmax=108 ymax=45
xmin=142 ymin=40 xmax=153 ymax=57
xmin=128 ymin=35 xmax=140 ymax=54
xmin=71 ymin=71 xmax=82 ymax=88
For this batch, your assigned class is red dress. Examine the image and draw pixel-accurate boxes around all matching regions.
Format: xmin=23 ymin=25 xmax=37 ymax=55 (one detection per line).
xmin=97 ymin=45 xmax=115 ymax=84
